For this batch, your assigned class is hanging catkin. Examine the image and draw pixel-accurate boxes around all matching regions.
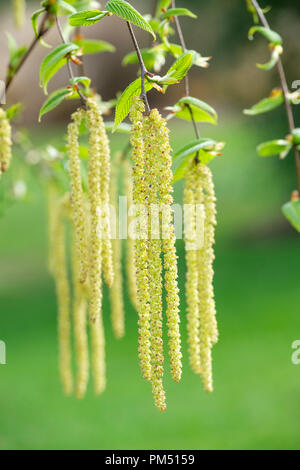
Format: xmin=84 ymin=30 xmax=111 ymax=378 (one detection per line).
xmin=153 ymin=109 xmax=182 ymax=384
xmin=72 ymin=234 xmax=89 ymax=399
xmin=0 ymin=109 xmax=12 ymax=178
xmin=143 ymin=113 xmax=166 ymax=412
xmin=86 ymin=98 xmax=107 ymax=391
xmin=129 ymin=97 xmax=152 ymax=382
xmin=110 ymin=152 xmax=125 ymax=339
xmin=184 ymin=163 xmax=201 ymax=375
xmin=86 ymin=98 xmax=103 ymax=323
xmin=88 ymin=98 xmax=114 ymax=289
xmin=196 ymin=163 xmax=218 ymax=393
xmin=13 ymin=0 xmax=26 ymax=29
xmin=67 ymin=109 xmax=88 ymax=285
xmin=52 ymin=191 xmax=73 ymax=396
xmin=123 ymin=158 xmax=138 ymax=310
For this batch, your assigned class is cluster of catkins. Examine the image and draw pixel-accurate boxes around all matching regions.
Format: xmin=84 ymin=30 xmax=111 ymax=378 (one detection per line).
xmin=0 ymin=109 xmax=12 ymax=179
xmin=129 ymin=97 xmax=182 ymax=412
xmin=48 ymin=97 xmax=116 ymax=398
xmin=184 ymin=161 xmax=218 ymax=393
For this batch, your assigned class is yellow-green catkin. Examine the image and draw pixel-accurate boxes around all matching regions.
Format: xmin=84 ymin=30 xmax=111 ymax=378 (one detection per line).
xmin=13 ymin=0 xmax=26 ymax=29
xmin=47 ymin=183 xmax=58 ymax=276
xmin=86 ymin=98 xmax=103 ymax=323
xmin=196 ymin=163 xmax=218 ymax=393
xmin=90 ymin=316 xmax=106 ymax=395
xmin=52 ymin=193 xmax=73 ymax=396
xmin=72 ymin=236 xmax=89 ymax=399
xmin=0 ymin=109 xmax=12 ymax=177
xmin=143 ymin=113 xmax=166 ymax=412
xmin=123 ymin=158 xmax=138 ymax=310
xmin=184 ymin=164 xmax=201 ymax=375
xmin=110 ymin=152 xmax=125 ymax=339
xmin=87 ymin=97 xmax=114 ymax=289
xmin=153 ymin=109 xmax=182 ymax=384
xmin=129 ymin=97 xmax=152 ymax=382
xmin=67 ymin=109 xmax=88 ymax=285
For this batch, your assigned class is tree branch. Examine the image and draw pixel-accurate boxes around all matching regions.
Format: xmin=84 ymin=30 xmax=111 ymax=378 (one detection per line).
xmin=126 ymin=21 xmax=150 ymax=114
xmin=55 ymin=16 xmax=87 ymax=109
xmin=5 ymin=11 xmax=50 ymax=94
xmin=250 ymin=0 xmax=300 ymax=192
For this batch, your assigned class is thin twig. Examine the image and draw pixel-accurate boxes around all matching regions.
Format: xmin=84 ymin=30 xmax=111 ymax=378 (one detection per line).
xmin=251 ymin=0 xmax=300 ymax=192
xmin=56 ymin=16 xmax=87 ymax=108
xmin=126 ymin=21 xmax=151 ymax=114
xmin=5 ymin=11 xmax=50 ymax=94
xmin=171 ymin=0 xmax=200 ymax=161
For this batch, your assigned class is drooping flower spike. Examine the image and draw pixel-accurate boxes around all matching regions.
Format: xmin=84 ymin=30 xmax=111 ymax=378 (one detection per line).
xmin=0 ymin=109 xmax=12 ymax=178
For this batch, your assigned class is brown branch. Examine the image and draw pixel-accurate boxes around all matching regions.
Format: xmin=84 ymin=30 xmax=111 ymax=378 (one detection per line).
xmin=5 ymin=11 xmax=50 ymax=94
xmin=126 ymin=21 xmax=150 ymax=114
xmin=55 ymin=16 xmax=87 ymax=109
xmin=171 ymin=0 xmax=200 ymax=143
xmin=250 ymin=0 xmax=300 ymax=192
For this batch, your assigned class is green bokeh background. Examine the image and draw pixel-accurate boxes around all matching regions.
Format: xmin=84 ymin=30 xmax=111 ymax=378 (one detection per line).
xmin=0 ymin=0 xmax=300 ymax=450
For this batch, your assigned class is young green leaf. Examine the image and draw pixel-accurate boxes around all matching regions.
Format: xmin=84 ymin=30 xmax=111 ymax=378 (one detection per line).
xmin=257 ymin=139 xmax=292 ymax=157
xmin=58 ymin=0 xmax=77 ymax=14
xmin=69 ymin=10 xmax=109 ymax=27
xmin=156 ymin=0 xmax=171 ymax=17
xmin=165 ymin=52 xmax=194 ymax=82
xmin=282 ymin=200 xmax=300 ymax=232
xmin=113 ymin=78 xmax=153 ymax=131
xmin=172 ymin=138 xmax=216 ymax=183
xmin=39 ymin=88 xmax=75 ymax=121
xmin=244 ymin=89 xmax=284 ymax=115
xmin=162 ymin=8 xmax=197 ymax=20
xmin=292 ymin=128 xmax=300 ymax=145
xmin=40 ymin=43 xmax=80 ymax=94
xmin=178 ymin=97 xmax=217 ymax=124
xmin=70 ymin=76 xmax=91 ymax=89
xmin=74 ymin=38 xmax=115 ymax=54
xmin=106 ymin=0 xmax=156 ymax=39
xmin=248 ymin=26 xmax=282 ymax=45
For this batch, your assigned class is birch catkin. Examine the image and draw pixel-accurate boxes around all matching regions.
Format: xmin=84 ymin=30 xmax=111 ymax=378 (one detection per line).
xmin=153 ymin=110 xmax=182 ymax=384
xmin=184 ymin=164 xmax=201 ymax=375
xmin=67 ymin=109 xmax=88 ymax=284
xmin=72 ymin=237 xmax=89 ymax=399
xmin=0 ymin=109 xmax=12 ymax=177
xmin=52 ymin=193 xmax=73 ymax=396
xmin=123 ymin=158 xmax=138 ymax=310
xmin=110 ymin=152 xmax=125 ymax=339
xmin=90 ymin=316 xmax=106 ymax=395
xmin=196 ymin=163 xmax=218 ymax=393
xmin=13 ymin=0 xmax=26 ymax=29
xmin=144 ymin=114 xmax=166 ymax=412
xmin=86 ymin=99 xmax=103 ymax=323
xmin=87 ymin=98 xmax=114 ymax=289
xmin=129 ymin=97 xmax=152 ymax=382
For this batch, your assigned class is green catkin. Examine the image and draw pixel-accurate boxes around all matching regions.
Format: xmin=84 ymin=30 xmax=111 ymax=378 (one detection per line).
xmin=144 ymin=114 xmax=166 ymax=412
xmin=87 ymin=98 xmax=114 ymax=289
xmin=52 ymin=193 xmax=73 ymax=396
xmin=196 ymin=163 xmax=218 ymax=393
xmin=86 ymin=99 xmax=103 ymax=323
xmin=13 ymin=0 xmax=26 ymax=29
xmin=129 ymin=97 xmax=152 ymax=382
xmin=153 ymin=109 xmax=182 ymax=384
xmin=184 ymin=164 xmax=201 ymax=375
xmin=123 ymin=158 xmax=138 ymax=310
xmin=72 ymin=237 xmax=89 ymax=399
xmin=0 ymin=109 xmax=12 ymax=177
xmin=90 ymin=316 xmax=106 ymax=395
xmin=47 ymin=184 xmax=57 ymax=276
xmin=67 ymin=109 xmax=88 ymax=285
xmin=110 ymin=152 xmax=125 ymax=339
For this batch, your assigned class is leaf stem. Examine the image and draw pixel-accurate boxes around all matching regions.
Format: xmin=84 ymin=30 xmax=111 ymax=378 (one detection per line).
xmin=250 ymin=0 xmax=300 ymax=192
xmin=5 ymin=11 xmax=50 ymax=94
xmin=55 ymin=16 xmax=87 ymax=109
xmin=126 ymin=21 xmax=150 ymax=114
